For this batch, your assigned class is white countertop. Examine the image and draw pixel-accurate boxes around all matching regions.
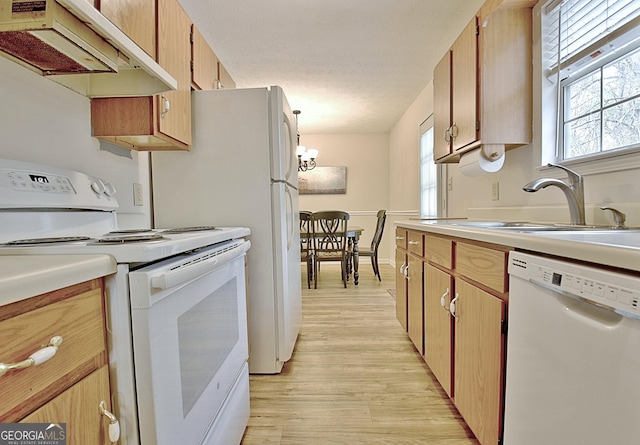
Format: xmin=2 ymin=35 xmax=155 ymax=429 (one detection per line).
xmin=396 ymin=220 xmax=640 ymax=274
xmin=0 ymin=255 xmax=117 ymax=307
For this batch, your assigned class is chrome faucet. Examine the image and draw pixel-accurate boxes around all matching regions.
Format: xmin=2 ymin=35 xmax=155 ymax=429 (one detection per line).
xmin=523 ymin=163 xmax=585 ymax=225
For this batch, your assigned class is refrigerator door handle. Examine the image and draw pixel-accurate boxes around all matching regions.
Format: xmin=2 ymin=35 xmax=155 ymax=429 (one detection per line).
xmin=285 ymin=185 xmax=295 ymax=251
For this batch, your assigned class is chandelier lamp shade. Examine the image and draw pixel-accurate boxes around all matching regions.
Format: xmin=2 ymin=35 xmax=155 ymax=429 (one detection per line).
xmin=293 ymin=109 xmax=319 ymax=172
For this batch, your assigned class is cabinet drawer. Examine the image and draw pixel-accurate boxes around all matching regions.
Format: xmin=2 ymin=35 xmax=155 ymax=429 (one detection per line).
xmin=426 ymin=235 xmax=453 ymax=269
xmin=456 ymin=243 xmax=508 ymax=293
xmin=395 ymin=228 xmax=407 ymax=250
xmin=407 ymin=230 xmax=424 ymax=257
xmin=0 ymin=281 xmax=107 ymax=422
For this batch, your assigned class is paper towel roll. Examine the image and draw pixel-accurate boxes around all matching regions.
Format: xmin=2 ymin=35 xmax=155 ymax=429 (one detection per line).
xmin=459 ymin=147 xmax=505 ymax=176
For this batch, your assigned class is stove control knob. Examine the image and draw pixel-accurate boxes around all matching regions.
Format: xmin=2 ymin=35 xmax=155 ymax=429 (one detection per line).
xmin=91 ymin=179 xmax=106 ymax=195
xmin=103 ymin=182 xmax=116 ymax=197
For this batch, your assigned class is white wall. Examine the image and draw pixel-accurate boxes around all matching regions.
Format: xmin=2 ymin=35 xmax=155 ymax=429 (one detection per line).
xmin=0 ymin=57 xmax=152 ymax=228
xmin=386 ymin=81 xmax=434 ymax=261
xmin=298 ymin=133 xmax=391 ymax=267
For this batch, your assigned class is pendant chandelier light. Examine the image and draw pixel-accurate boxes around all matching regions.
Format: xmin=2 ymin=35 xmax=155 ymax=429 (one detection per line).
xmin=293 ymin=110 xmax=318 ymax=172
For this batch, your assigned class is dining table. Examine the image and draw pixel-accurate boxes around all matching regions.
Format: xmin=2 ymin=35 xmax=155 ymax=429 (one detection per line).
xmin=300 ymin=226 xmax=364 ymax=285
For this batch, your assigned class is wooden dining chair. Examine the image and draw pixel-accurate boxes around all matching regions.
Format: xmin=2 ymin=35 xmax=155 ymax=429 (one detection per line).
xmin=311 ymin=211 xmax=350 ymax=288
xmin=299 ymin=211 xmax=314 ymax=288
xmin=358 ymin=210 xmax=387 ymax=281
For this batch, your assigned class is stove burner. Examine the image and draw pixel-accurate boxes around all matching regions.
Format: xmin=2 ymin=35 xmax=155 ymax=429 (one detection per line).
xmin=96 ymin=234 xmax=165 ymax=244
xmin=162 ymin=226 xmax=220 ymax=234
xmin=106 ymin=229 xmax=156 ymax=235
xmin=4 ymin=236 xmax=94 ymax=245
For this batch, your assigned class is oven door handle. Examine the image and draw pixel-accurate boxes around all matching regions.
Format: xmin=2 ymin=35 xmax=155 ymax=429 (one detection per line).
xmin=151 ymin=241 xmax=250 ymax=290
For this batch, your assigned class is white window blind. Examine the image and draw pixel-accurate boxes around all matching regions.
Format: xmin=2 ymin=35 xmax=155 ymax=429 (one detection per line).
xmin=544 ymin=0 xmax=640 ymax=79
xmin=420 ymin=115 xmax=438 ymax=219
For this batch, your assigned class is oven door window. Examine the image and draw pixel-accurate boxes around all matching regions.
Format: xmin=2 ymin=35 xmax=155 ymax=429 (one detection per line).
xmin=178 ymin=279 xmax=238 ymax=416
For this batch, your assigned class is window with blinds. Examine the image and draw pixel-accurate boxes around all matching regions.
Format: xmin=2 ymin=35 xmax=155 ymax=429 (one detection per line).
xmin=542 ymin=0 xmax=640 ymax=161
xmin=420 ymin=115 xmax=440 ymax=218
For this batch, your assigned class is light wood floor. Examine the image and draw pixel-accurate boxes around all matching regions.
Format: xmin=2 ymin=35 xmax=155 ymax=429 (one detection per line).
xmin=240 ymin=263 xmax=479 ymax=445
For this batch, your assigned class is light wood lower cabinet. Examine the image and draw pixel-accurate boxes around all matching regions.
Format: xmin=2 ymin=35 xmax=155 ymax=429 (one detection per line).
xmin=453 ymin=278 xmax=506 ymax=445
xmin=0 ymin=279 xmax=115 ymax=444
xmin=395 ymin=248 xmax=408 ymax=331
xmin=407 ymin=253 xmax=424 ymax=354
xmin=424 ymin=263 xmax=453 ymax=397
xmin=398 ymin=229 xmax=510 ymax=445
xmin=22 ymin=366 xmax=112 ymax=444
xmin=395 ymin=228 xmax=408 ymax=331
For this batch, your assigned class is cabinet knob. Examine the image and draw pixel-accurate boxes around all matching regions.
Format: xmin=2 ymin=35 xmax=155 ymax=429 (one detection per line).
xmin=161 ymin=95 xmax=171 ymax=118
xmin=99 ymin=401 xmax=121 ymax=443
xmin=440 ymin=288 xmax=450 ymax=312
xmin=408 ymin=240 xmax=419 ymax=245
xmin=449 ymin=293 xmax=460 ymax=321
xmin=0 ymin=336 xmax=63 ymax=377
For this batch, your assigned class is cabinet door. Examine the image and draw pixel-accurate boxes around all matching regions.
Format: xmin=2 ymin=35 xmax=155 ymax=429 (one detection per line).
xmin=22 ymin=366 xmax=113 ymax=445
xmin=424 ymin=264 xmax=453 ymax=397
xmin=100 ymin=0 xmax=156 ymax=57
xmin=451 ymin=17 xmax=478 ymax=152
xmin=433 ymin=51 xmax=452 ymax=160
xmin=157 ymin=0 xmax=192 ymax=145
xmin=395 ymin=249 xmax=408 ymax=331
xmin=407 ymin=254 xmax=424 ymax=354
xmin=192 ymin=25 xmax=219 ymax=90
xmin=454 ymin=279 xmax=505 ymax=445
xmin=218 ymin=62 xmax=236 ymax=89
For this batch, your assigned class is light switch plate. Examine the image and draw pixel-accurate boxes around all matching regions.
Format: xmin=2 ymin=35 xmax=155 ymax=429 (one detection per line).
xmin=492 ymin=182 xmax=499 ymax=201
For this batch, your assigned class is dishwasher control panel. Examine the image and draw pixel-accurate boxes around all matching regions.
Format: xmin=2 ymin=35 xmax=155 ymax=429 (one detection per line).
xmin=509 ymin=251 xmax=640 ymax=319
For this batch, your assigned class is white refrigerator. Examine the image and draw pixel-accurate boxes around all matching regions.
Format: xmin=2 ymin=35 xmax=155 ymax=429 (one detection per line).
xmin=151 ymin=86 xmax=302 ymax=374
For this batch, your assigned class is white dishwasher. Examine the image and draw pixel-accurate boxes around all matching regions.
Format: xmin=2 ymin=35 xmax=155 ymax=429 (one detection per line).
xmin=504 ymin=251 xmax=640 ymax=445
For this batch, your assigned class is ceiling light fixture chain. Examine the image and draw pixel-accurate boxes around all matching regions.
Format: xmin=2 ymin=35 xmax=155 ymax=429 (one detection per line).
xmin=293 ymin=109 xmax=318 ymax=172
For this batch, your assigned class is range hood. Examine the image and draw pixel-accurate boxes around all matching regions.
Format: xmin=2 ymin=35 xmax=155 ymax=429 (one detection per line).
xmin=0 ymin=0 xmax=177 ymax=97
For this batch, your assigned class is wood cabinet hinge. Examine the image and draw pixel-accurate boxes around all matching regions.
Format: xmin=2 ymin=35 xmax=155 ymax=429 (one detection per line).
xmin=476 ymin=120 xmax=480 ymax=131
xmin=190 ymin=32 xmax=194 ymax=43
xmin=190 ymin=60 xmax=194 ymax=72
xmin=501 ymin=319 xmax=508 ymax=335
xmin=475 ymin=24 xmax=480 ymax=36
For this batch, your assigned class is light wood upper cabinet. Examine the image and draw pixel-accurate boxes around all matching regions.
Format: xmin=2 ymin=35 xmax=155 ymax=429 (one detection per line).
xmin=433 ymin=6 xmax=532 ymax=163
xmin=91 ymin=0 xmax=192 ymax=150
xmin=219 ymin=62 xmax=236 ymax=89
xmin=433 ymin=51 xmax=452 ymax=161
xmin=100 ymin=0 xmax=156 ymax=57
xmin=192 ymin=25 xmax=219 ymax=90
xmin=451 ymin=17 xmax=478 ymax=153
xmin=156 ymin=0 xmax=192 ymax=146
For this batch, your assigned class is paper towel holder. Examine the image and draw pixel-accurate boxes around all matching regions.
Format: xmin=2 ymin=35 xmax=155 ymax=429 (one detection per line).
xmin=480 ymin=144 xmax=505 ymax=160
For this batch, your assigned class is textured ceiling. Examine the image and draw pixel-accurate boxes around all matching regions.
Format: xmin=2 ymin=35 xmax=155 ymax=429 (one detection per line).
xmin=179 ymin=0 xmax=485 ymax=134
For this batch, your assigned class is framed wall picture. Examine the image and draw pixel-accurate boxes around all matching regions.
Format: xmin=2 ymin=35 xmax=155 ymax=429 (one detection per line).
xmin=298 ymin=166 xmax=347 ymax=195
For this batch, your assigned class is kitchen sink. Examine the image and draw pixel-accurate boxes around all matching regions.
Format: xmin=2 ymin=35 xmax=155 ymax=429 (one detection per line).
xmin=445 ymin=221 xmax=637 ymax=232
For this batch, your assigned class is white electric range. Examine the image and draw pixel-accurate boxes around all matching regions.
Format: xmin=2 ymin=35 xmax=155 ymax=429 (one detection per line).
xmin=0 ymin=158 xmax=252 ymax=445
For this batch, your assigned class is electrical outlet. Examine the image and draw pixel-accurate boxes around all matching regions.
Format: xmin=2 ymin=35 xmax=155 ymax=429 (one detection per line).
xmin=448 ymin=177 xmax=454 ymax=191
xmin=133 ymin=183 xmax=143 ymax=206
xmin=492 ymin=182 xmax=500 ymax=201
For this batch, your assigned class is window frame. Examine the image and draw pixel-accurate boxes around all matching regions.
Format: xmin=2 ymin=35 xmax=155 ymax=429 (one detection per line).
xmin=537 ymin=0 xmax=640 ymax=175
xmin=419 ymin=114 xmax=446 ymax=218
